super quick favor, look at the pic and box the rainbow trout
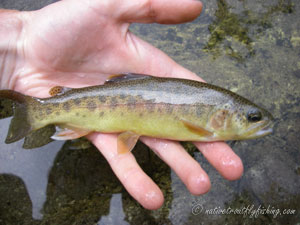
[0,73,273,153]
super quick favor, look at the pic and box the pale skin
[0,0,243,209]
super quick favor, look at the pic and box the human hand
[0,0,243,209]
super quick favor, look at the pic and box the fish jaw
[245,122,273,139]
[239,118,274,140]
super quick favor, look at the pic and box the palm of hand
[8,0,243,210]
[17,1,135,96]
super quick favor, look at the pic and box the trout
[0,73,274,153]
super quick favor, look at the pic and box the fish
[0,73,274,153]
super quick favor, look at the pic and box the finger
[117,0,203,24]
[120,31,206,81]
[141,137,211,195]
[194,142,244,180]
[87,132,164,210]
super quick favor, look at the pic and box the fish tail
[0,90,35,143]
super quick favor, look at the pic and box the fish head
[223,103,274,140]
[208,102,274,140]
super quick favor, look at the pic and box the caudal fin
[0,90,33,143]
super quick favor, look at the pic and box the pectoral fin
[181,119,213,137]
[117,131,140,154]
[51,125,91,140]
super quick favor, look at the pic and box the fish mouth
[250,125,273,138]
[245,119,274,139]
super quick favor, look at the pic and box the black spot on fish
[166,105,173,114]
[52,103,60,108]
[63,102,71,112]
[75,112,80,116]
[146,104,154,113]
[128,96,136,104]
[145,100,155,113]
[99,96,106,103]
[180,104,189,115]
[82,115,86,118]
[87,101,97,111]
[110,97,118,106]
[119,94,126,99]
[46,107,52,115]
[127,96,137,110]
[74,98,81,105]
[99,112,104,117]
[196,107,202,117]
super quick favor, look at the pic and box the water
[0,0,299,224]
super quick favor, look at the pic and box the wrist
[0,9,25,90]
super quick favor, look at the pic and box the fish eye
[247,110,262,123]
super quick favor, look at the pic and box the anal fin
[117,131,140,154]
[51,125,91,140]
[23,125,56,149]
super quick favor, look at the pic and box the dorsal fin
[49,86,72,96]
[105,73,152,84]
